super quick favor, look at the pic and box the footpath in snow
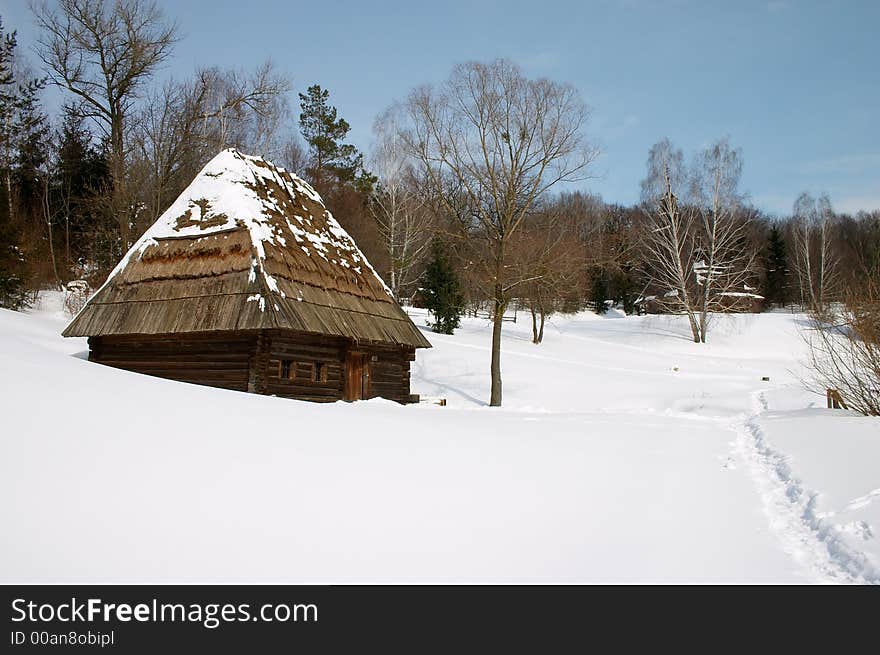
[0,295,877,583]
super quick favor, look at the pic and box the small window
[313,362,326,383]
[280,359,293,380]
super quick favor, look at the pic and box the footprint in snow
[834,521,874,541]
[845,488,880,512]
[718,455,737,470]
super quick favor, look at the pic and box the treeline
[2,3,880,408]
[417,183,880,337]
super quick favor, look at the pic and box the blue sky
[5,0,879,214]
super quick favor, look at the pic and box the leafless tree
[792,191,838,313]
[129,62,291,233]
[640,138,685,205]
[640,138,756,343]
[40,171,62,289]
[641,164,702,341]
[400,59,597,405]
[32,0,179,246]
[190,62,291,158]
[510,208,584,344]
[370,107,434,300]
[130,79,196,231]
[280,137,308,174]
[689,138,755,341]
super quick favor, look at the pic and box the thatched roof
[64,149,431,349]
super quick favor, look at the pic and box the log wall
[88,332,255,391]
[89,330,417,404]
[362,343,416,404]
[264,331,346,403]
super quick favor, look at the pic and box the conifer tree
[763,224,790,307]
[590,268,609,314]
[298,84,375,192]
[0,18,46,308]
[422,239,464,335]
[56,104,110,272]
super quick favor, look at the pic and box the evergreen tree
[298,84,375,192]
[0,18,46,308]
[1,18,20,223]
[763,224,790,307]
[421,239,464,334]
[0,215,28,308]
[590,267,609,314]
[12,82,50,220]
[56,104,110,272]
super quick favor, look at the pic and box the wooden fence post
[827,388,848,410]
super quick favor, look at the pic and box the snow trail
[6,301,877,583]
[733,390,880,584]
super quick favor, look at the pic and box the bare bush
[802,284,880,416]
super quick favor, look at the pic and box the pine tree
[0,215,28,308]
[298,84,375,192]
[763,224,790,307]
[590,267,609,314]
[56,104,110,272]
[1,18,19,225]
[421,239,464,334]
[12,84,50,220]
[0,18,46,308]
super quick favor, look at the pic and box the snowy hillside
[1,295,878,583]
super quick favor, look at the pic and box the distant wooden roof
[64,149,431,349]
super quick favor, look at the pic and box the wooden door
[344,352,369,401]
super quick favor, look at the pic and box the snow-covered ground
[1,294,878,583]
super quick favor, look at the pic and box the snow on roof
[104,148,390,296]
[719,292,765,299]
[65,149,431,347]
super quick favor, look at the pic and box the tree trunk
[684,299,701,343]
[490,290,504,406]
[530,304,539,344]
[490,242,505,406]
[43,179,61,290]
[4,171,13,224]
[698,290,709,343]
[538,306,546,344]
[3,114,12,222]
[110,110,130,248]
[47,221,60,289]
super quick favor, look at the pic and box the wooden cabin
[63,149,431,403]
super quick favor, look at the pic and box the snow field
[1,296,877,583]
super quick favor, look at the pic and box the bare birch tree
[640,138,685,204]
[792,191,838,313]
[370,107,434,300]
[641,164,702,341]
[399,59,597,406]
[689,138,755,341]
[640,138,756,343]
